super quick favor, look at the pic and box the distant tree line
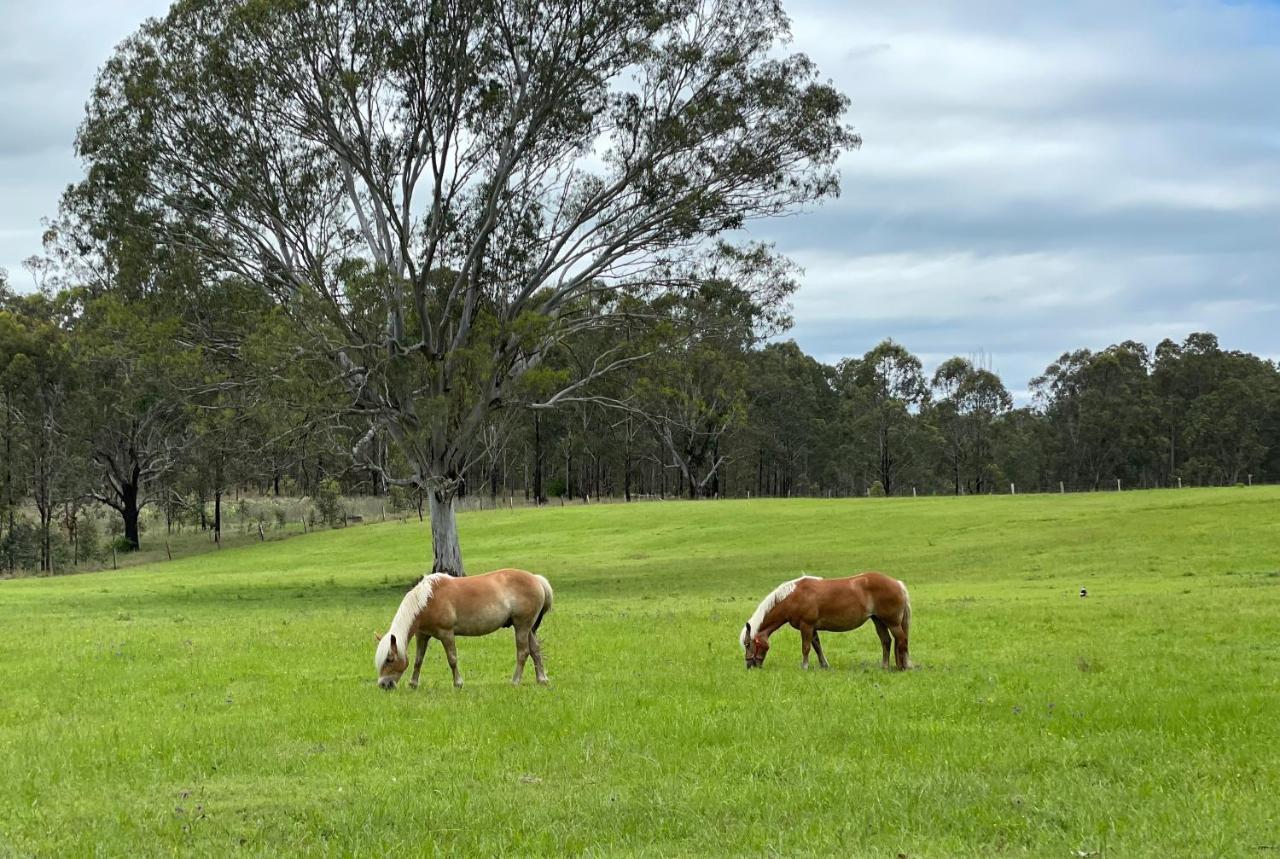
[4,256,1277,573]
[3,0,1277,576]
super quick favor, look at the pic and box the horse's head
[373,631,408,690]
[741,623,770,668]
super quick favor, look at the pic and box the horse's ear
[389,633,398,656]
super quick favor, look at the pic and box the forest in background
[3,260,1277,575]
[2,1,1277,574]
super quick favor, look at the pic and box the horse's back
[486,568,550,598]
[422,569,549,635]
[805,572,909,626]
[853,571,905,591]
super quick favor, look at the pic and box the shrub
[389,485,418,513]
[77,512,102,565]
[0,521,41,571]
[314,479,346,527]
[50,533,75,572]
[868,481,886,497]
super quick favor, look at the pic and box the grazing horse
[374,568,553,690]
[741,573,911,670]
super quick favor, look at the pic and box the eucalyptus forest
[1,0,1277,577]
[3,255,1276,576]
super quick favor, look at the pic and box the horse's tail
[533,574,553,633]
[899,579,912,634]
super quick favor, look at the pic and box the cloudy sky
[2,1,1277,397]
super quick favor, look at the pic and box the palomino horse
[374,568,553,690]
[741,573,911,670]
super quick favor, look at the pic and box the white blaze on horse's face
[742,623,769,668]
[374,632,408,689]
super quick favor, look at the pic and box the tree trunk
[712,440,721,498]
[2,390,12,572]
[878,426,890,496]
[623,448,632,502]
[122,482,141,551]
[533,412,545,504]
[429,488,463,576]
[214,489,222,544]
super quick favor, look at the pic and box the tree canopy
[71,0,857,573]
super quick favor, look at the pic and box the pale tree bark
[428,489,463,576]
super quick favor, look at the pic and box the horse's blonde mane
[375,573,446,669]
[741,575,821,646]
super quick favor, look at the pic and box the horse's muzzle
[378,678,397,690]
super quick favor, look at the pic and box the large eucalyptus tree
[73,0,855,573]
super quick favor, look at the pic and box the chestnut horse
[741,573,911,670]
[374,568,552,690]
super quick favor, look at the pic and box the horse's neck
[756,602,790,640]
[390,583,430,641]
[389,609,417,643]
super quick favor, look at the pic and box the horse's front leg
[799,624,814,670]
[811,631,830,669]
[410,635,430,689]
[439,631,463,689]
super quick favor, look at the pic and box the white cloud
[0,0,171,276]
[755,0,1280,394]
[2,0,1276,401]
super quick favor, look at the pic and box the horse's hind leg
[410,635,431,689]
[872,617,892,670]
[889,622,910,671]
[512,624,532,685]
[529,632,549,685]
[439,631,463,689]
[811,631,830,669]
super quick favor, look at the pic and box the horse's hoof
[409,681,419,690]
[537,677,549,686]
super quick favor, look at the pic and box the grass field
[2,489,1278,857]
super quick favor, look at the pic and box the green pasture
[1,489,1278,856]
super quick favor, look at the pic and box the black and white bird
[1079,587,1088,598]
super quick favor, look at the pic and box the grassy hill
[2,489,1278,856]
